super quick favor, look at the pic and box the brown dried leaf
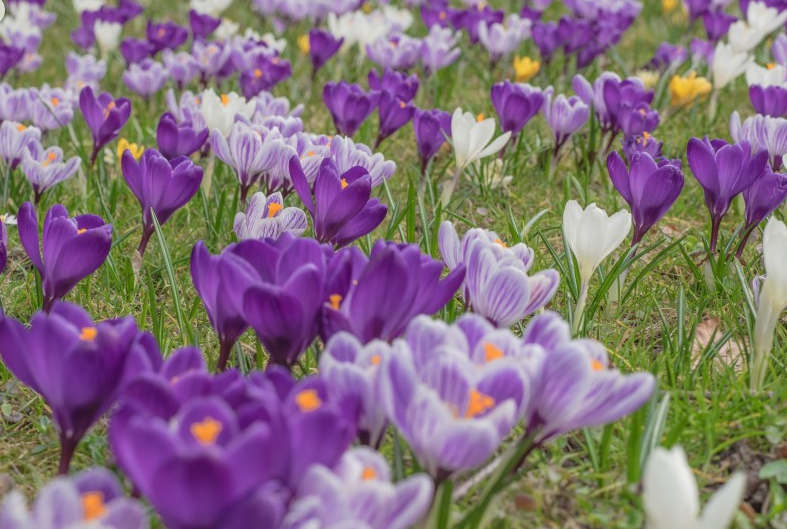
[691,318,746,372]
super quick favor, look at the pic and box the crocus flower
[687,136,768,252]
[18,202,112,311]
[321,240,465,344]
[491,81,544,137]
[607,151,684,245]
[774,34,787,66]
[439,221,559,328]
[643,446,746,529]
[120,37,154,65]
[513,55,540,82]
[198,89,254,137]
[189,9,221,39]
[374,91,415,148]
[0,468,149,528]
[307,29,343,79]
[703,10,736,43]
[94,20,122,57]
[746,1,787,37]
[122,58,169,100]
[443,108,511,205]
[543,91,589,157]
[282,448,433,529]
[562,200,631,332]
[289,155,387,248]
[730,112,787,169]
[29,86,76,132]
[420,25,460,76]
[79,86,131,166]
[234,191,308,241]
[737,169,787,257]
[65,52,106,93]
[749,85,787,117]
[328,136,396,187]
[368,69,419,102]
[156,111,208,160]
[0,121,41,170]
[478,14,531,64]
[146,20,188,53]
[669,72,712,108]
[121,149,203,256]
[22,144,82,203]
[752,217,787,390]
[212,121,290,204]
[0,43,24,78]
[0,302,155,473]
[0,218,7,275]
[532,21,560,64]
[323,82,380,137]
[413,107,451,174]
[366,34,422,71]
[710,42,752,118]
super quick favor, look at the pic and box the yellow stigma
[483,343,505,363]
[267,202,283,217]
[50,96,60,107]
[220,93,230,107]
[117,139,145,161]
[103,101,116,118]
[768,62,778,70]
[370,354,381,365]
[157,28,165,38]
[439,11,447,20]
[77,228,88,234]
[591,359,605,371]
[340,178,349,190]
[79,327,98,341]
[361,466,377,480]
[329,294,343,310]
[297,34,310,54]
[42,151,58,168]
[492,238,507,248]
[464,389,495,418]
[16,124,26,132]
[668,71,712,108]
[295,389,322,412]
[81,491,106,521]
[513,56,540,83]
[254,68,263,79]
[476,113,485,123]
[190,417,223,445]
[399,101,407,109]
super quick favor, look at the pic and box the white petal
[643,447,700,529]
[699,472,746,529]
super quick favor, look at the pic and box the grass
[1,0,787,527]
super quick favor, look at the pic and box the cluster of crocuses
[0,0,55,78]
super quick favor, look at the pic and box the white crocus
[441,108,511,206]
[745,63,787,88]
[94,21,122,57]
[199,90,256,138]
[214,19,240,40]
[190,0,233,16]
[728,21,765,53]
[710,42,752,119]
[643,446,746,529]
[752,218,787,391]
[73,0,105,14]
[562,200,631,333]
[746,1,787,36]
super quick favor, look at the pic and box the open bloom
[513,56,540,82]
[0,302,156,474]
[669,72,712,108]
[543,91,589,154]
[0,121,41,170]
[234,191,307,241]
[79,86,131,165]
[643,446,746,529]
[198,89,255,137]
[0,468,149,529]
[607,151,684,245]
[451,108,511,172]
[290,156,387,249]
[18,202,112,311]
[712,42,752,90]
[22,144,81,203]
[121,149,203,256]
[122,59,169,99]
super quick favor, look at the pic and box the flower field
[0,0,785,527]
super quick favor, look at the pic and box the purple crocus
[308,29,344,80]
[687,137,769,252]
[368,69,419,102]
[290,156,387,249]
[0,302,155,473]
[607,151,684,246]
[648,43,688,72]
[622,133,664,162]
[121,149,203,256]
[532,21,561,64]
[22,144,82,203]
[774,34,787,67]
[321,240,465,344]
[543,91,590,156]
[374,91,415,148]
[120,37,154,65]
[147,20,188,53]
[18,202,112,311]
[122,58,169,100]
[156,112,208,160]
[413,108,452,174]
[366,34,422,71]
[749,85,787,118]
[234,191,308,241]
[0,121,41,170]
[491,81,545,137]
[79,86,131,166]
[239,56,292,99]
[0,43,24,78]
[737,170,787,256]
[703,10,736,43]
[0,219,7,276]
[189,9,221,40]
[323,82,380,137]
[0,468,149,528]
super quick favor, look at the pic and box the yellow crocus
[297,34,310,55]
[117,138,145,161]
[662,0,678,12]
[635,69,661,90]
[668,72,712,108]
[513,56,540,83]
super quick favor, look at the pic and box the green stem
[572,280,589,335]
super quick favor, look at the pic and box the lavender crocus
[18,202,112,311]
[162,50,200,90]
[0,121,41,170]
[22,144,81,203]
[366,34,422,71]
[0,43,24,78]
[737,170,787,256]
[607,151,684,245]
[687,137,768,252]
[543,91,589,157]
[321,240,465,344]
[323,82,380,137]
[413,108,451,174]
[79,86,131,166]
[290,156,387,248]
[0,302,155,473]
[308,29,344,79]
[234,191,307,241]
[774,34,787,67]
[491,81,544,137]
[420,25,461,76]
[122,149,202,256]
[122,58,169,100]
[156,112,208,160]
[147,20,188,53]
[478,14,531,64]
[0,468,149,528]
